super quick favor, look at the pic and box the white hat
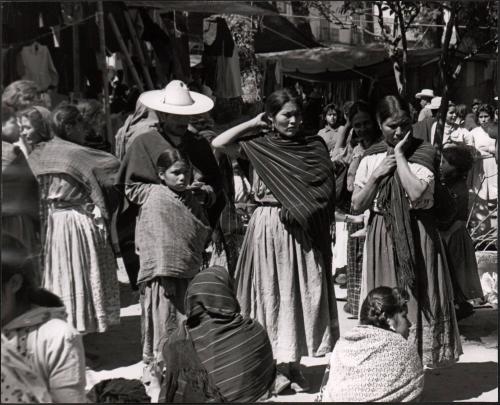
[139,80,214,115]
[429,96,442,110]
[415,89,435,99]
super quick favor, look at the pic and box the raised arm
[211,113,268,153]
[394,133,430,202]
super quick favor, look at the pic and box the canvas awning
[257,45,442,81]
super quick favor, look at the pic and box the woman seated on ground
[319,286,424,403]
[151,266,276,403]
[1,234,86,403]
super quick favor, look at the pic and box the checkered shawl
[28,137,120,221]
[241,132,335,264]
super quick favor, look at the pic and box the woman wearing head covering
[318,287,424,402]
[352,95,462,369]
[212,88,338,393]
[1,234,86,403]
[25,104,121,335]
[153,266,275,403]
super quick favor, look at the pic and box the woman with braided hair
[351,95,461,369]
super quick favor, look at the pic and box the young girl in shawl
[438,146,483,319]
[352,95,462,368]
[135,149,213,366]
[151,266,276,403]
[318,287,424,402]
[1,234,86,403]
[25,104,121,336]
[212,89,338,393]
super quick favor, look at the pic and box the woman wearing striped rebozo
[212,88,339,393]
[154,266,276,402]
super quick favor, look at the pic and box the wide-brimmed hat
[139,80,214,115]
[429,96,442,110]
[415,89,434,99]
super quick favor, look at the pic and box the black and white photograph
[1,0,498,403]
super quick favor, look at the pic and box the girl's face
[325,109,337,127]
[388,310,411,339]
[446,106,457,125]
[351,111,374,144]
[478,111,491,128]
[272,101,302,138]
[20,116,42,147]
[379,112,412,147]
[2,117,20,143]
[159,161,191,192]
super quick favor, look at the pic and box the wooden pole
[123,9,154,90]
[96,2,113,153]
[72,2,81,97]
[107,13,144,92]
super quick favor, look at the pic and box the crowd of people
[1,76,497,403]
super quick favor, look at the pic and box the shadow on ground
[421,361,498,402]
[458,308,498,347]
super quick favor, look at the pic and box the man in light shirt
[415,88,435,121]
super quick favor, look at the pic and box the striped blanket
[135,185,211,282]
[241,132,335,263]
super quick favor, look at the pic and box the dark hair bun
[359,286,409,330]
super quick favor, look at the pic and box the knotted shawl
[321,325,424,402]
[241,132,335,266]
[160,266,275,403]
[363,137,436,316]
[28,137,120,221]
[135,185,211,283]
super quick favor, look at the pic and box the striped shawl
[160,266,276,403]
[241,132,335,265]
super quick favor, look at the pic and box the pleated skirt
[345,221,365,316]
[43,207,120,334]
[359,213,462,368]
[235,206,339,364]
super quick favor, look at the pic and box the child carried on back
[135,148,213,365]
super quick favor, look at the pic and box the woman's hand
[249,112,271,131]
[394,131,411,158]
[372,155,396,179]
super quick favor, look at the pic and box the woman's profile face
[20,116,42,147]
[379,112,412,147]
[351,111,374,143]
[272,101,302,138]
[388,311,411,339]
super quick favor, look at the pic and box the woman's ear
[386,314,397,331]
[158,171,166,183]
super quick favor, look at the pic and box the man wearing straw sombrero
[115,80,225,294]
[415,88,435,122]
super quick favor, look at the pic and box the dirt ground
[83,267,498,402]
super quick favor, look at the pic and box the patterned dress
[39,174,120,334]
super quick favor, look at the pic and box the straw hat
[415,89,434,99]
[139,80,214,115]
[429,97,442,110]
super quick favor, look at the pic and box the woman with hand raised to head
[351,95,462,369]
[212,88,338,394]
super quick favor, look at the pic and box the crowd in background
[1,74,498,402]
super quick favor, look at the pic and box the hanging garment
[19,43,59,91]
[215,45,243,98]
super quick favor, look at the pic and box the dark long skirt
[360,212,462,368]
